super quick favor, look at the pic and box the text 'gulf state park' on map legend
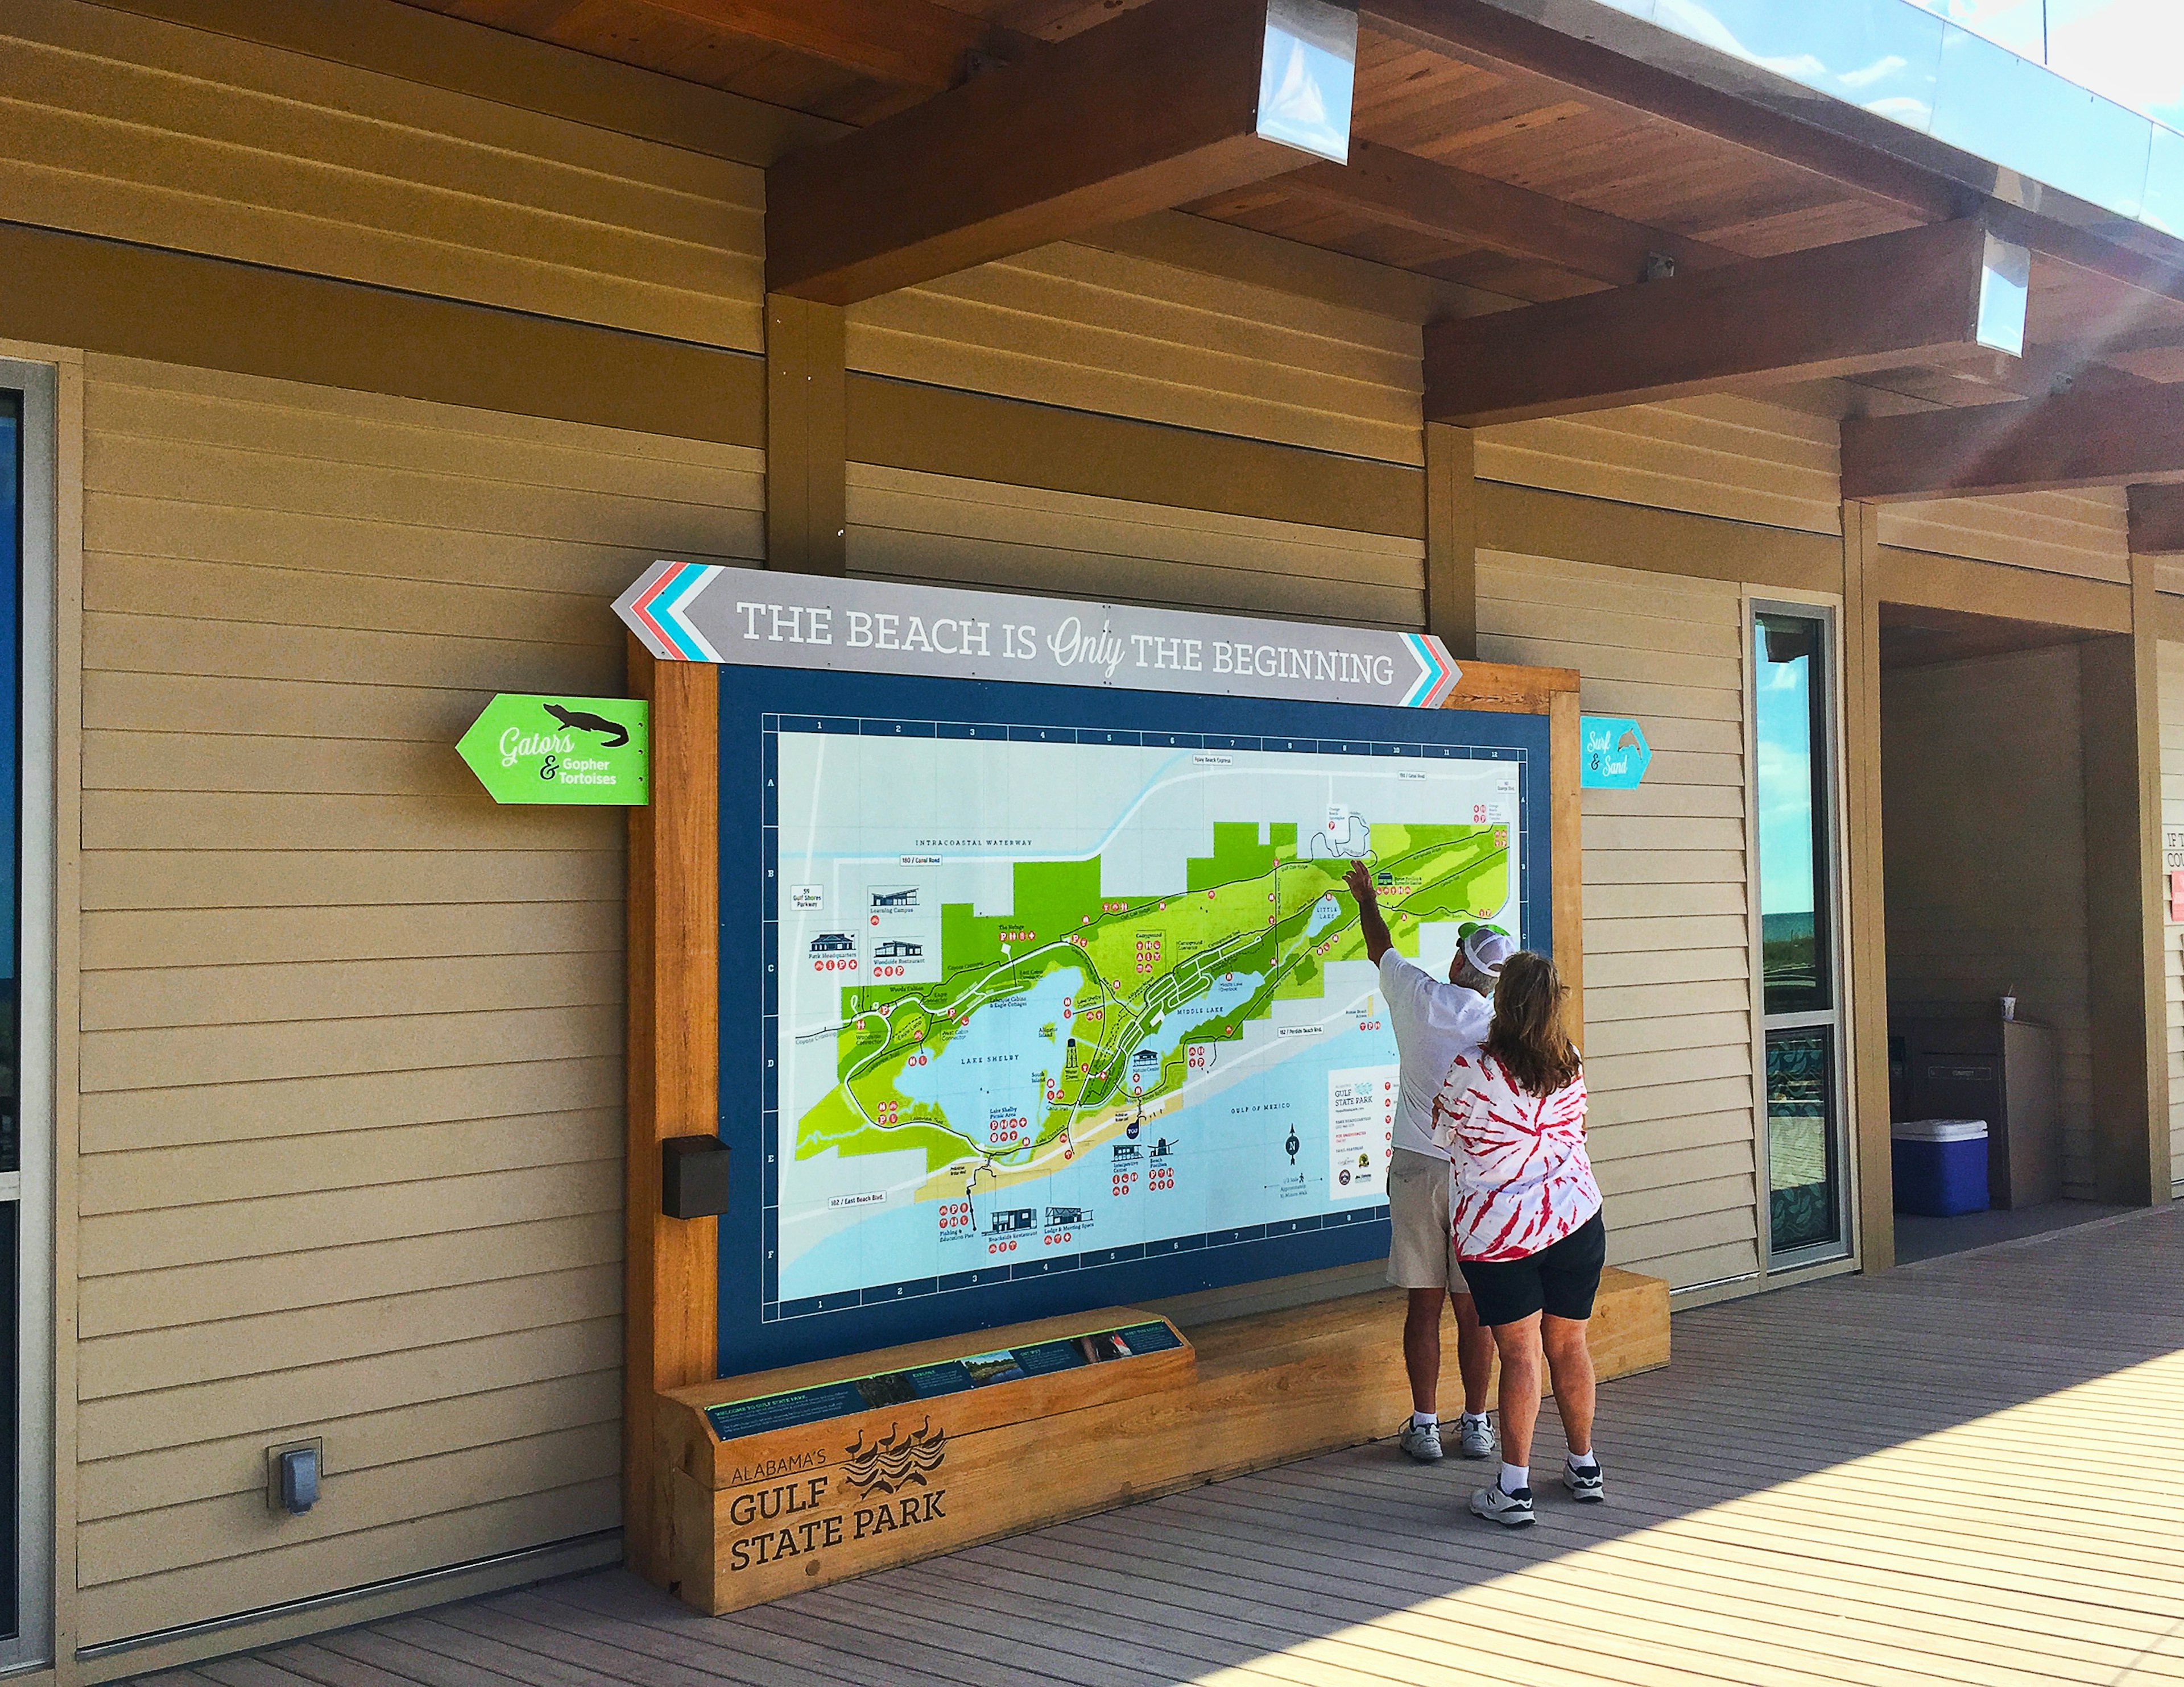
[1329,1068,1398,1201]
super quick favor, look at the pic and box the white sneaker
[1563,1459,1605,1503]
[1457,1415,1496,1460]
[1397,1419,1443,1462]
[1470,1483,1536,1527]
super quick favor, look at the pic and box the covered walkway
[137,1211,2184,1686]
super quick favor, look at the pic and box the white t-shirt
[1378,951,1491,1161]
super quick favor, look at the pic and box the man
[1343,858,1512,1464]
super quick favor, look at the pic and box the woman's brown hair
[1484,951,1582,1097]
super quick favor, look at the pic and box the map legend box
[1328,1066,1397,1199]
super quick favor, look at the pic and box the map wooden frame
[626,638,1595,1594]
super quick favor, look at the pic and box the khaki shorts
[1385,1147,1463,1291]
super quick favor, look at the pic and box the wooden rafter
[2127,483,2184,554]
[1359,0,1959,221]
[767,0,1351,304]
[1425,219,2013,426]
[1362,0,2184,318]
[635,0,1005,91]
[1277,138,1735,285]
[1842,384,2184,501]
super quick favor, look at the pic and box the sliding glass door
[1753,607,1849,1266]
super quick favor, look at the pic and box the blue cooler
[1892,1119,1989,1216]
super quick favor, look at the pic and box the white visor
[1463,927,1517,977]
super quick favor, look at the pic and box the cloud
[1840,53,1912,90]
[2047,1,2184,127]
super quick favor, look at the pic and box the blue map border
[717,666,1554,1377]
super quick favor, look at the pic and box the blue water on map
[893,966,1083,1121]
[1125,970,1264,1070]
[781,994,1399,1304]
[1304,894,1342,938]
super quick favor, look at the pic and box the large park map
[769,724,1521,1315]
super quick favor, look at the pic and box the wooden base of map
[651,1269,1668,1614]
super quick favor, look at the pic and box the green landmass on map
[796,820,1509,1175]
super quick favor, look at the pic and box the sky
[1910,0,2184,129]
[1755,631,1815,919]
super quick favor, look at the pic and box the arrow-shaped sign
[1400,632,1459,708]
[624,561,726,662]
[613,563,1463,712]
[457,694,649,805]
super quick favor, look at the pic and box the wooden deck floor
[137,1208,2184,1686]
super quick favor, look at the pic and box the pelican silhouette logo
[842,1419,946,1498]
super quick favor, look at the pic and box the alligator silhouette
[544,704,628,748]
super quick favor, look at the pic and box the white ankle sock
[1567,1449,1597,1472]
[1411,1411,1437,1429]
[1499,1462,1529,1495]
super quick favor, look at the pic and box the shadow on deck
[136,1207,2184,1686]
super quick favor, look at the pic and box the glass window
[1766,1027,1840,1253]
[1754,614,1833,1015]
[0,392,16,1639]
[1754,608,1846,1267]
[0,394,16,1181]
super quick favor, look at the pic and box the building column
[766,293,847,575]
[1840,501,1895,1270]
[2077,548,2172,1206]
[1425,422,1477,660]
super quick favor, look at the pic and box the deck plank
[125,1209,2184,1686]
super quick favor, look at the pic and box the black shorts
[1458,1212,1607,1328]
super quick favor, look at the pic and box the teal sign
[1580,716,1651,790]
[457,694,649,805]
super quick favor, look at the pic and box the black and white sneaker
[1562,1460,1605,1503]
[1469,1483,1536,1527]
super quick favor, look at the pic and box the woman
[1428,949,1605,1528]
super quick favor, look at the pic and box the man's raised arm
[1344,859,1393,965]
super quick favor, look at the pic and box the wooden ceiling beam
[1359,0,1962,222]
[1425,219,2018,426]
[1942,342,2161,403]
[2128,483,2184,554]
[767,0,1354,304]
[1277,138,1736,285]
[1363,0,2184,315]
[1842,385,2184,501]
[632,0,1003,92]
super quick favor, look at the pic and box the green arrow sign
[457,694,649,805]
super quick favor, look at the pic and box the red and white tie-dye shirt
[1429,1051,1601,1263]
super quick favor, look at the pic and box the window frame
[1747,597,1855,1275]
[0,357,56,1672]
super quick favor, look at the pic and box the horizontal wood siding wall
[1476,553,1760,1290]
[845,463,1428,631]
[846,244,1425,465]
[1877,490,2131,583]
[3,0,764,351]
[1476,396,1842,536]
[1880,646,2096,1197]
[2161,639,2184,1191]
[75,355,763,1644]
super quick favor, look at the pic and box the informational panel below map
[721,668,1552,1373]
